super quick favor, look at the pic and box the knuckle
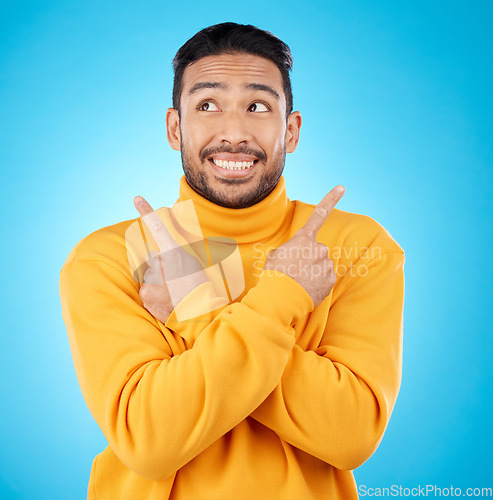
[143,268,160,285]
[297,232,311,245]
[328,193,337,203]
[147,254,163,268]
[318,244,328,256]
[139,284,150,302]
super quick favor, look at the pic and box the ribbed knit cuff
[165,282,228,338]
[241,270,314,327]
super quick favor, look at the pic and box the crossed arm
[163,248,405,472]
[61,257,310,481]
[60,188,404,481]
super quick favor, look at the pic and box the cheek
[181,123,215,155]
[264,132,286,158]
[254,120,286,156]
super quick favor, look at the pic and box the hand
[134,196,208,323]
[263,186,345,307]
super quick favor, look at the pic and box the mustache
[200,145,267,163]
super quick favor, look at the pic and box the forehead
[182,53,284,93]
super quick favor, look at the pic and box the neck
[177,175,292,244]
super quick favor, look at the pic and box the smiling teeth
[213,159,255,170]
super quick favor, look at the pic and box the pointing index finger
[300,185,345,237]
[134,196,177,252]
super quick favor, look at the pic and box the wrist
[241,270,314,327]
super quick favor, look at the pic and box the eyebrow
[188,81,280,100]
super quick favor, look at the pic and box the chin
[183,158,283,209]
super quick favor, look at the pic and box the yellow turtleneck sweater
[60,176,405,499]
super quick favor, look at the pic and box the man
[60,22,405,500]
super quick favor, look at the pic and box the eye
[248,102,270,113]
[197,101,220,112]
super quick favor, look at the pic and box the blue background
[1,0,491,498]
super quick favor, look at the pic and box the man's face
[166,53,301,209]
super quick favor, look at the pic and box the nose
[217,109,252,146]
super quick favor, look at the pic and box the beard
[180,142,286,209]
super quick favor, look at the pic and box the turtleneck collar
[177,175,291,244]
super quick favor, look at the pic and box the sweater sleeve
[249,249,405,470]
[59,247,312,482]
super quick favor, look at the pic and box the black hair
[172,22,293,118]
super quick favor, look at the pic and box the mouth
[207,154,259,178]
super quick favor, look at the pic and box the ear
[285,111,302,153]
[166,108,181,151]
